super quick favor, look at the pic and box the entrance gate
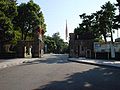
[17,26,44,58]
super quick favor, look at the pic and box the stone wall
[69,33,94,58]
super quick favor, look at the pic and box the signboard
[94,42,120,53]
[94,42,110,52]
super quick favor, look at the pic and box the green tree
[74,1,116,43]
[52,32,61,53]
[44,35,56,53]
[74,13,100,40]
[99,1,116,42]
[0,0,17,52]
[44,32,69,54]
[0,0,17,42]
[113,0,120,36]
[13,0,46,40]
[100,1,116,42]
[52,32,68,54]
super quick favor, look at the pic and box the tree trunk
[24,32,27,40]
[119,7,120,16]
[21,30,24,40]
[24,29,29,40]
[103,34,107,42]
[110,30,114,43]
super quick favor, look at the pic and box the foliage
[113,0,120,33]
[44,35,56,53]
[100,1,116,42]
[13,0,46,40]
[74,1,116,43]
[74,13,101,40]
[0,0,18,53]
[11,29,21,44]
[0,0,47,54]
[52,32,68,54]
[0,0,17,43]
[44,32,69,54]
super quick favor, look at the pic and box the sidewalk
[1,56,120,70]
[0,54,50,69]
[68,58,120,68]
[0,58,40,69]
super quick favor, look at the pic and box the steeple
[65,20,68,40]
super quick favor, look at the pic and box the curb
[68,58,120,69]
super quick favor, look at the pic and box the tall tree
[0,0,17,42]
[113,0,120,37]
[13,0,46,40]
[74,13,100,40]
[44,35,56,53]
[0,0,17,52]
[44,32,68,54]
[74,1,116,43]
[52,32,68,54]
[100,1,116,42]
[95,10,108,42]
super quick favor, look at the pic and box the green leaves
[44,32,68,54]
[14,0,46,40]
[0,0,17,43]
[0,0,17,20]
[74,1,116,42]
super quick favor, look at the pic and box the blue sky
[17,0,117,41]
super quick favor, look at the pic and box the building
[69,32,120,60]
[69,33,94,58]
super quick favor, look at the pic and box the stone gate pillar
[32,26,44,58]
[32,40,41,58]
[17,41,25,58]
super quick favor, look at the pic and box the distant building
[69,33,120,60]
[69,33,94,58]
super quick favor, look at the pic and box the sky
[17,0,117,42]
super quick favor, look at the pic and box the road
[0,54,120,90]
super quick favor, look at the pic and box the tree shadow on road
[33,66,120,90]
[21,54,70,66]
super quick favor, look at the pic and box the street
[0,54,120,90]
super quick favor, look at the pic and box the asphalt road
[0,54,120,90]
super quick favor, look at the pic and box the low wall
[0,52,16,59]
[92,52,120,60]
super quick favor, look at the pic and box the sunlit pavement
[0,58,40,69]
[68,58,120,68]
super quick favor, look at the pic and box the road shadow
[21,54,70,66]
[33,67,120,90]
